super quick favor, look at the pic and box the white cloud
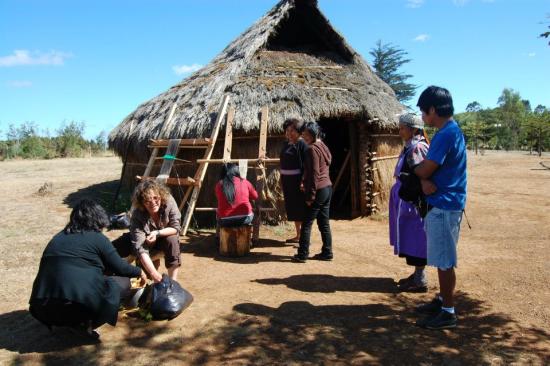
[453,0,495,5]
[0,50,72,67]
[7,80,33,88]
[406,0,425,8]
[413,34,430,42]
[528,52,536,57]
[172,63,202,75]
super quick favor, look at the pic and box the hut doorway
[318,118,360,219]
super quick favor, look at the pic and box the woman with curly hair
[113,180,181,283]
[29,199,147,339]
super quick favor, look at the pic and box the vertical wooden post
[223,107,235,161]
[258,106,268,159]
[253,106,269,243]
[181,95,230,236]
[348,121,359,217]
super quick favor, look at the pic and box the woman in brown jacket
[113,180,181,282]
[292,122,333,262]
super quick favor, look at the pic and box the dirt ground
[0,151,549,365]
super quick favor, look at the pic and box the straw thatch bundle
[109,0,406,223]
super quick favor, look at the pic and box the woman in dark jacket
[29,199,146,338]
[279,118,308,243]
[292,122,333,262]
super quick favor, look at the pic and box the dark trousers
[112,232,181,268]
[298,186,333,257]
[29,299,100,329]
[218,213,254,228]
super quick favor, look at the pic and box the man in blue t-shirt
[413,86,467,330]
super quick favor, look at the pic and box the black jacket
[30,231,141,326]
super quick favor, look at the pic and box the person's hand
[139,270,148,287]
[306,200,313,206]
[300,183,305,192]
[150,271,163,283]
[421,179,437,195]
[145,230,158,246]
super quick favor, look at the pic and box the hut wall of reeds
[109,0,406,224]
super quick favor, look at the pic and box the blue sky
[1,0,549,139]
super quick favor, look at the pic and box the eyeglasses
[143,196,160,205]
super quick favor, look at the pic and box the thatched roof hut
[109,0,406,222]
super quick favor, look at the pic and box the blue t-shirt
[426,120,467,211]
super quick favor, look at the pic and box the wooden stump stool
[219,226,252,257]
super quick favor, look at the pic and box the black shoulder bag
[397,151,430,218]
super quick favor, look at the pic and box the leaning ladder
[137,96,229,222]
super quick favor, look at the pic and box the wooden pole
[223,107,235,161]
[349,121,359,216]
[112,120,135,211]
[253,106,269,243]
[370,154,400,162]
[196,158,279,164]
[181,95,230,236]
[332,151,351,192]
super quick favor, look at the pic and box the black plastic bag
[109,213,130,230]
[139,274,193,320]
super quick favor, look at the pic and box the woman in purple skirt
[389,113,430,292]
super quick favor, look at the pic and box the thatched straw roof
[109,0,405,159]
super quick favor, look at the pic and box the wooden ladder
[139,95,279,239]
[137,96,229,234]
[181,103,279,240]
[180,95,230,236]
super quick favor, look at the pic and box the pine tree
[369,40,417,104]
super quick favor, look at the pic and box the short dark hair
[302,121,323,140]
[64,199,110,234]
[283,118,304,133]
[417,86,454,118]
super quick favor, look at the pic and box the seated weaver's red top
[215,177,258,218]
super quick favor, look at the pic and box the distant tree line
[455,89,550,156]
[0,121,108,160]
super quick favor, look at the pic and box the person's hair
[283,118,304,133]
[64,199,110,234]
[132,179,172,212]
[219,163,242,204]
[416,86,454,118]
[301,121,323,141]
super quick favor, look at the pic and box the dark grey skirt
[281,175,306,221]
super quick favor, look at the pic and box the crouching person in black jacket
[29,199,147,339]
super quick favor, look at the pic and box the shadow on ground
[4,293,549,365]
[63,180,131,213]
[254,274,398,293]
[0,310,101,359]
[184,234,293,264]
[64,180,131,213]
